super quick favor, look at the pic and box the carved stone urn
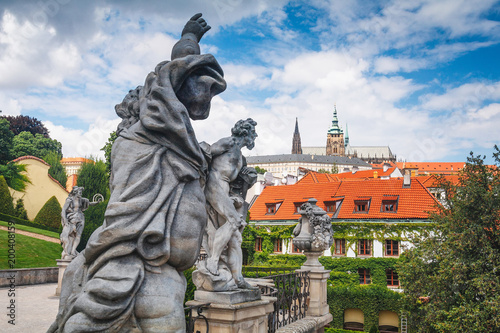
[292,198,333,269]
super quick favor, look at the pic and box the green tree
[14,198,28,220]
[10,131,62,160]
[34,196,62,228]
[1,115,49,137]
[398,147,500,333]
[101,131,117,180]
[44,151,67,188]
[254,166,267,174]
[0,162,31,191]
[0,118,13,164]
[0,175,15,216]
[76,159,109,200]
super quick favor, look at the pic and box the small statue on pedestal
[60,186,103,260]
[193,118,258,292]
[292,198,333,267]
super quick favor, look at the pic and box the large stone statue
[193,119,258,292]
[48,13,226,333]
[60,186,102,260]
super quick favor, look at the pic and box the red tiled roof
[418,175,460,187]
[250,177,439,221]
[396,162,465,174]
[297,168,396,184]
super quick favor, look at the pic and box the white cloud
[44,118,120,159]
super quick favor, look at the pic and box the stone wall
[0,267,58,287]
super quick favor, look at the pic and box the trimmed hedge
[0,175,15,216]
[325,329,359,333]
[0,212,59,233]
[34,196,62,229]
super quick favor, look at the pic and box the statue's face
[177,73,216,120]
[244,128,258,150]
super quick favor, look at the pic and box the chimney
[352,166,359,174]
[383,163,390,172]
[403,170,411,188]
[373,171,378,178]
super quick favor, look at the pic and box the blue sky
[0,0,499,163]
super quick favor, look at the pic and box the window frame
[255,237,263,252]
[385,240,399,257]
[386,269,399,287]
[358,268,371,284]
[354,199,371,213]
[265,202,282,215]
[334,238,346,255]
[358,239,372,256]
[274,239,282,253]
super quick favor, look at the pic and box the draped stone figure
[193,119,258,291]
[48,14,226,333]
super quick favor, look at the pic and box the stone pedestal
[298,251,333,332]
[55,259,71,296]
[186,290,275,333]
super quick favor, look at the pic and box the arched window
[344,308,364,331]
[379,311,399,332]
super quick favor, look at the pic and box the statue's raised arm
[172,13,211,59]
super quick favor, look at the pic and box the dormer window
[325,201,337,213]
[294,202,306,214]
[266,202,282,215]
[381,196,398,213]
[354,199,371,213]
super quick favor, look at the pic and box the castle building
[301,105,397,163]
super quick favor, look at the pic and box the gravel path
[0,226,60,244]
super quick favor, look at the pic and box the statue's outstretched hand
[182,13,211,42]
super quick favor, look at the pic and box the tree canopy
[44,151,67,188]
[0,118,13,164]
[398,146,500,332]
[10,131,62,160]
[1,115,50,138]
[101,131,117,180]
[76,159,109,200]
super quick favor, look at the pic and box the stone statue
[60,186,102,260]
[193,119,258,292]
[48,13,227,333]
[292,198,333,266]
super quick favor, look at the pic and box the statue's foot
[236,277,256,290]
[206,258,219,276]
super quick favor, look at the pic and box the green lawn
[0,220,60,238]
[0,229,61,269]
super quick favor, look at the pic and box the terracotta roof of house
[396,162,465,174]
[417,175,460,187]
[60,157,94,164]
[297,168,397,184]
[249,177,440,221]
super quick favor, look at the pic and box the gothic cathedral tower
[292,117,302,154]
[326,105,345,156]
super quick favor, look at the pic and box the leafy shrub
[0,175,15,216]
[34,196,62,228]
[76,199,108,252]
[0,212,59,232]
[14,198,28,220]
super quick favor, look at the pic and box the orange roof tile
[61,157,94,164]
[396,162,465,174]
[249,177,439,221]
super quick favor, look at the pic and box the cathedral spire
[292,117,302,154]
[327,104,343,135]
